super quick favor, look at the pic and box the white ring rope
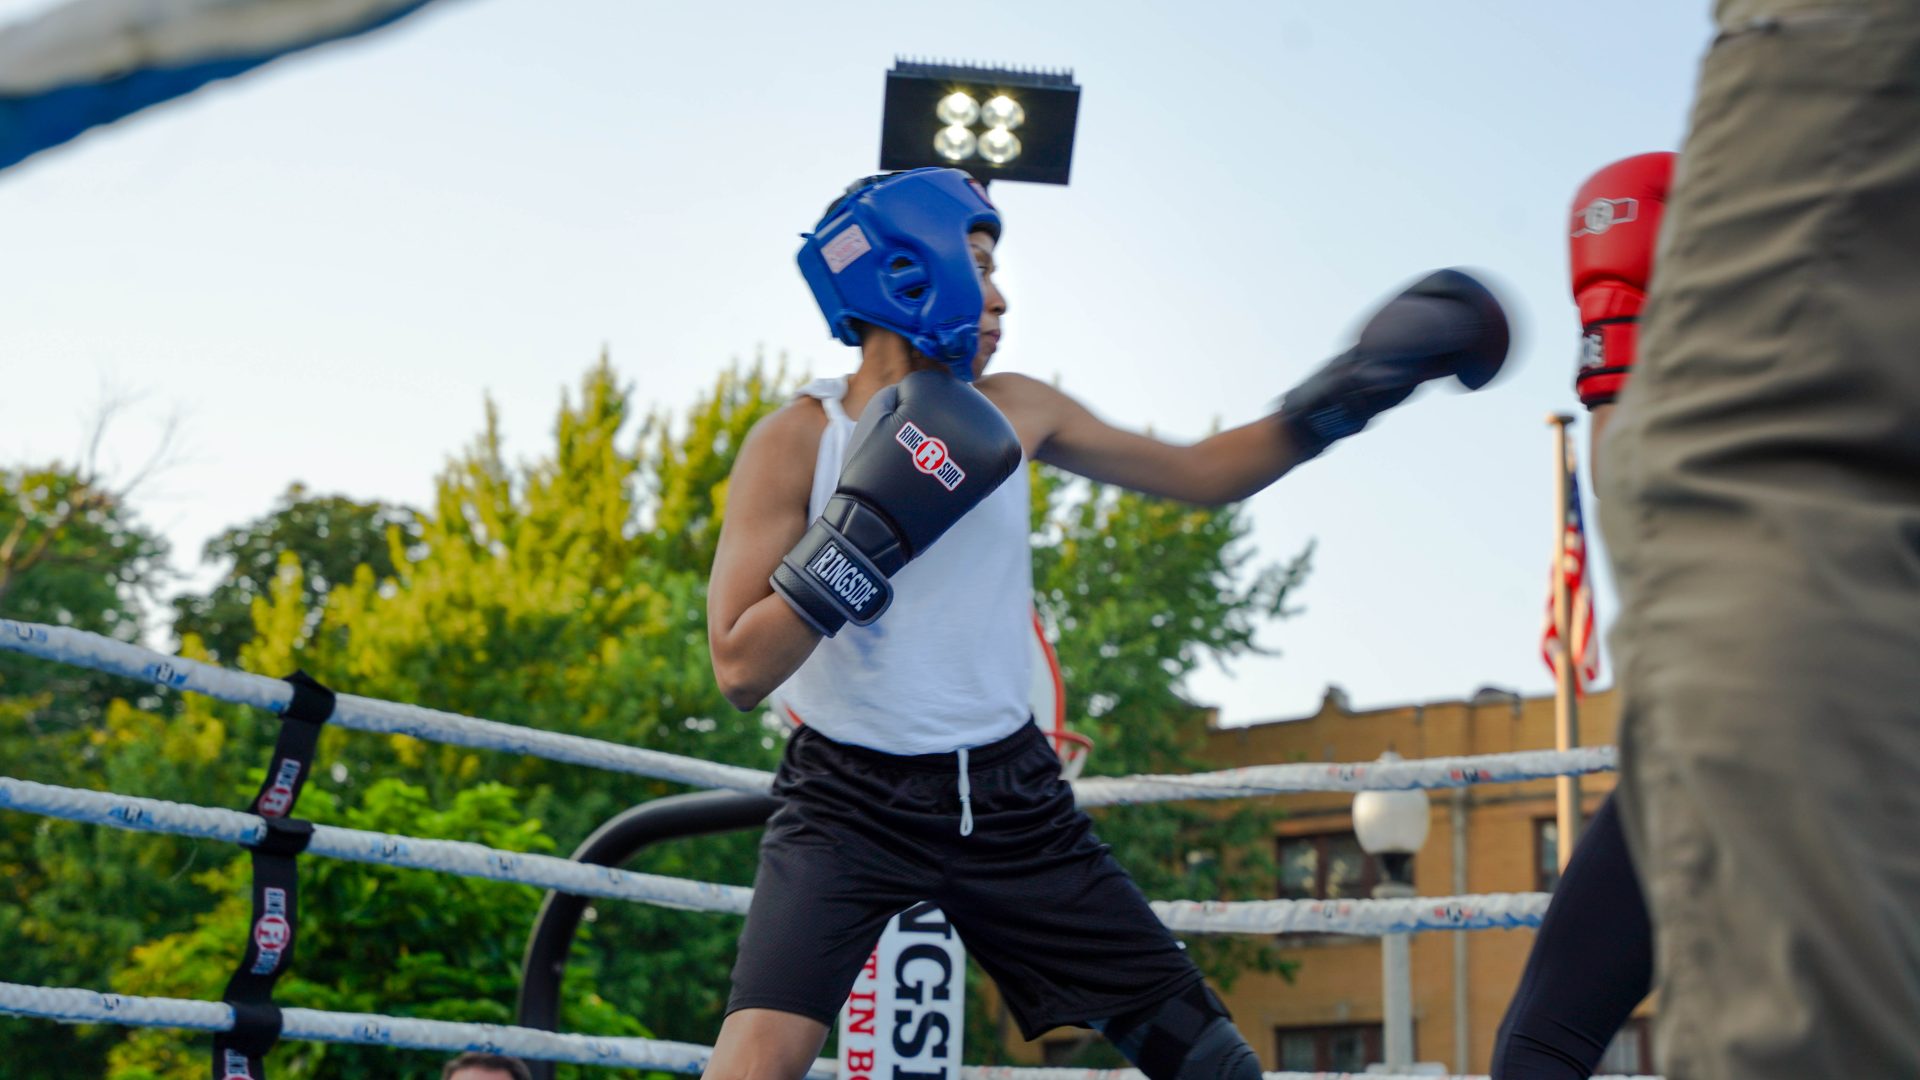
[0,619,1612,802]
[1070,747,1617,807]
[0,981,1658,1080]
[1151,893,1548,935]
[0,619,777,795]
[0,775,1546,935]
[0,981,838,1078]
[0,980,1658,1076]
[0,777,752,915]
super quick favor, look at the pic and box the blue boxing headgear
[797,168,1001,380]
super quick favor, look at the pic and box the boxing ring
[0,617,1644,1079]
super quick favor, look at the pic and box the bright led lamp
[933,125,977,161]
[935,92,980,127]
[980,94,1024,131]
[978,126,1020,165]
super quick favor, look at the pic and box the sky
[0,0,1716,726]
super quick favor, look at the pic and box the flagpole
[1548,413,1584,869]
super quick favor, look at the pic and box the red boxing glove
[1569,151,1675,408]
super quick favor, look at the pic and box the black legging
[1491,795,1653,1079]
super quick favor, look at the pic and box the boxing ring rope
[0,619,775,796]
[0,618,1612,805]
[0,775,1549,934]
[0,981,838,1078]
[0,980,1656,1080]
[0,776,754,914]
[1150,894,1546,935]
[1070,746,1615,806]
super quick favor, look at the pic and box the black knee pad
[1098,982,1262,1080]
[1182,1016,1263,1080]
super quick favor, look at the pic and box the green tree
[0,461,185,1077]
[107,778,658,1080]
[298,357,789,819]
[82,549,681,1080]
[171,484,420,662]
[0,463,170,723]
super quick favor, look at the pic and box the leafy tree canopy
[172,485,419,663]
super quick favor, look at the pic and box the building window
[1277,832,1385,901]
[1275,1023,1385,1072]
[1535,817,1561,892]
[1598,1017,1654,1074]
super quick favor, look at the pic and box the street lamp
[879,58,1082,185]
[1353,751,1430,1071]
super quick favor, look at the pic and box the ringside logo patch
[257,757,302,817]
[1573,197,1638,238]
[1580,329,1606,371]
[804,542,881,615]
[821,222,872,273]
[894,421,965,491]
[251,887,291,975]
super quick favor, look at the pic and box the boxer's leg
[1491,797,1652,1079]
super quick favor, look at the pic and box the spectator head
[442,1052,532,1080]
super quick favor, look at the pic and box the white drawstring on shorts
[957,747,974,837]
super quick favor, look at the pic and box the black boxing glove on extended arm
[1276,268,1511,460]
[772,369,1023,636]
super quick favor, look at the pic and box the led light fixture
[879,58,1081,185]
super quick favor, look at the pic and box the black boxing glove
[772,369,1022,636]
[1277,268,1511,460]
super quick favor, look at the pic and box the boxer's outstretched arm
[989,270,1510,505]
[984,372,1310,505]
[707,403,827,711]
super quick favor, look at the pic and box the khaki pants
[1599,2,1920,1076]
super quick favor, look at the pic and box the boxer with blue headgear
[701,166,1515,1080]
[797,168,1001,380]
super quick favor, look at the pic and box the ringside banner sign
[838,902,965,1080]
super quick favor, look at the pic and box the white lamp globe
[1352,752,1431,855]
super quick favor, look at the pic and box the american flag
[1542,455,1599,693]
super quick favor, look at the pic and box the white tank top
[774,375,1033,754]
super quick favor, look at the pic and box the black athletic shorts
[727,721,1203,1040]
